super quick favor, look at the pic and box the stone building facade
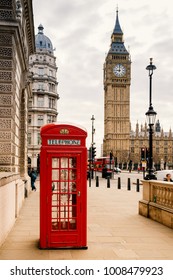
[0,0,35,246]
[28,24,59,171]
[130,121,173,170]
[0,0,35,176]
[103,10,173,170]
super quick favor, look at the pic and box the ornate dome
[35,24,53,53]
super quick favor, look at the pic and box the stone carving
[0,95,12,105]
[0,132,11,140]
[0,60,12,68]
[0,71,12,81]
[0,156,11,164]
[0,143,11,154]
[0,108,12,117]
[0,47,12,58]
[0,166,11,172]
[0,84,12,92]
[0,119,11,129]
[16,0,22,18]
[0,0,12,6]
[0,34,12,45]
[0,10,13,20]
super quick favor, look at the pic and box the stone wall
[0,173,30,246]
[139,180,173,229]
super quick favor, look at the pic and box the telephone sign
[48,139,81,145]
[40,123,87,249]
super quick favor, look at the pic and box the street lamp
[145,58,157,180]
[91,115,95,146]
[90,115,95,179]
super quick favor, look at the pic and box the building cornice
[23,0,35,54]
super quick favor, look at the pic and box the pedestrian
[29,168,37,191]
[164,173,173,182]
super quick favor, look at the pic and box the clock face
[113,64,126,77]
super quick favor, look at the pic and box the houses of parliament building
[103,10,173,170]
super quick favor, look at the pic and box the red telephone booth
[40,123,88,249]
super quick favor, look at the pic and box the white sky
[33,0,173,156]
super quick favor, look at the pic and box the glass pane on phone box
[61,158,68,168]
[52,221,58,230]
[69,157,76,168]
[52,194,58,205]
[60,206,68,218]
[60,181,68,192]
[61,220,68,229]
[60,170,68,181]
[52,158,59,168]
[70,170,76,180]
[60,194,68,204]
[70,182,76,192]
[52,212,58,219]
[60,205,66,213]
[69,206,76,216]
[52,207,58,216]
[70,219,76,229]
[52,182,58,192]
[72,194,77,205]
[52,169,59,180]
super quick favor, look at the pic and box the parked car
[114,167,121,173]
[154,170,173,181]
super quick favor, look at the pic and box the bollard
[89,175,91,187]
[89,170,93,187]
[91,169,94,179]
[107,176,110,188]
[96,176,99,187]
[136,178,140,192]
[127,178,131,190]
[118,177,121,189]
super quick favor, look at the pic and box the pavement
[0,174,173,260]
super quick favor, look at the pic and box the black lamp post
[91,115,95,147]
[91,115,95,179]
[144,58,157,180]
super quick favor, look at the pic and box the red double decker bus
[93,157,114,172]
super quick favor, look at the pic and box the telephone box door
[47,152,83,247]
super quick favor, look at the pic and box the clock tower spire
[103,10,131,165]
[112,8,123,36]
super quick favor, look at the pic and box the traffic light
[110,152,113,160]
[89,147,92,161]
[141,148,146,160]
[92,146,96,159]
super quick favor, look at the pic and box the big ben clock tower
[103,9,131,164]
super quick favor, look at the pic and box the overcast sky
[33,0,173,156]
